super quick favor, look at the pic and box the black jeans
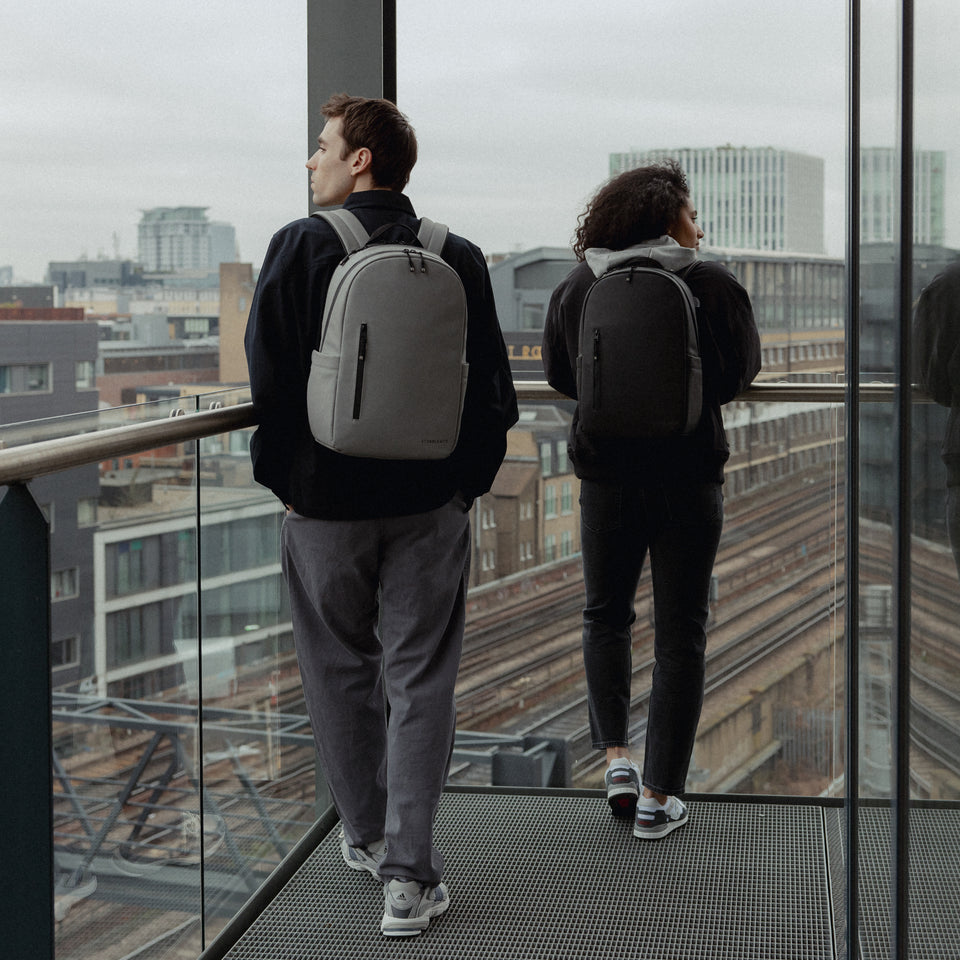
[580,477,723,796]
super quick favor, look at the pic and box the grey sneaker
[633,795,689,840]
[380,878,450,937]
[604,759,640,819]
[340,832,386,879]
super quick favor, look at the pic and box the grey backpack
[307,208,469,459]
[577,262,702,439]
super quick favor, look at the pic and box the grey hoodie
[584,236,698,278]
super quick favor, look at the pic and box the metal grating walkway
[205,789,960,960]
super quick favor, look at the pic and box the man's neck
[351,171,388,193]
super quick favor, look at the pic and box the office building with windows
[610,146,825,254]
[137,207,237,275]
[860,146,946,244]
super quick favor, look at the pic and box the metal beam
[306,0,398,211]
[844,2,862,957]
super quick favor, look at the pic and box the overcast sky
[2,0,957,284]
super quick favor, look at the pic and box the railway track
[455,469,843,732]
[510,571,844,787]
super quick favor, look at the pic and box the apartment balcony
[2,381,958,959]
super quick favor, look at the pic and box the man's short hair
[321,94,418,192]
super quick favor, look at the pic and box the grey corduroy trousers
[280,499,470,884]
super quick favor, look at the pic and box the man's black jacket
[245,190,518,519]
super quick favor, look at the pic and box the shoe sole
[633,814,689,840]
[607,790,638,819]
[380,897,449,936]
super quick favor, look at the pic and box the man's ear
[352,147,373,176]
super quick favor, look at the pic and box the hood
[584,236,698,278]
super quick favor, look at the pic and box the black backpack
[576,262,702,439]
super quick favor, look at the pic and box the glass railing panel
[908,367,960,807]
[856,0,899,950]
[44,399,310,959]
[398,0,848,802]
[450,394,845,799]
[50,445,204,960]
[195,394,315,944]
[909,4,960,956]
[911,0,960,805]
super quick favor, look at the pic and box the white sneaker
[633,795,689,840]
[380,878,450,936]
[340,832,386,879]
[605,758,641,819]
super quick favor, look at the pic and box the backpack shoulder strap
[311,208,370,254]
[417,217,449,256]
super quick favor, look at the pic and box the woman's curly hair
[573,159,690,260]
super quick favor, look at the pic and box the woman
[542,161,761,839]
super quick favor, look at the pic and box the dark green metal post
[0,484,54,959]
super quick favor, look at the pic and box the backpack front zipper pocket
[592,327,602,410]
[353,323,367,419]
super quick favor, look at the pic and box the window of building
[51,636,79,669]
[107,608,146,667]
[77,498,97,527]
[539,441,552,476]
[544,534,556,562]
[115,540,145,595]
[0,362,51,394]
[544,485,557,518]
[561,530,574,557]
[51,567,78,600]
[561,481,573,514]
[158,528,197,584]
[75,360,95,389]
[557,446,569,473]
[184,318,209,336]
[521,303,544,330]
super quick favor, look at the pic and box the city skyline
[5,1,960,285]
[0,0,844,281]
[8,140,953,290]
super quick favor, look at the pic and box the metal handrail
[0,380,911,488]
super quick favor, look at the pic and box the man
[245,94,517,936]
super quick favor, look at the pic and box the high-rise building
[860,147,946,244]
[609,146,825,255]
[137,206,238,274]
